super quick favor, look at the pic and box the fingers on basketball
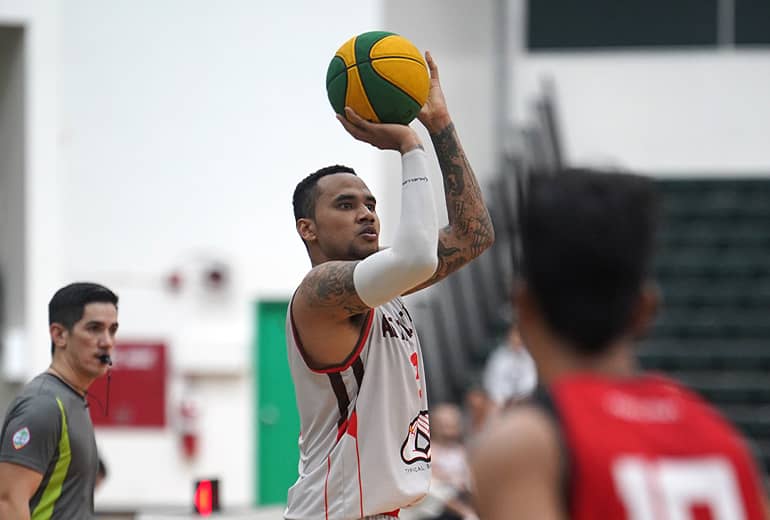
[424,51,439,80]
[337,108,370,141]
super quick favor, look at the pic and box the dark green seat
[638,339,770,371]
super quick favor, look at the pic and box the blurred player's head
[516,169,660,365]
[293,165,381,264]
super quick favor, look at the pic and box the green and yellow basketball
[326,31,430,125]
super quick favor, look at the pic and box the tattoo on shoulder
[302,261,370,315]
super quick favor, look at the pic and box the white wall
[59,0,383,296]
[55,0,384,509]
[515,51,770,174]
[381,0,500,227]
[0,25,26,410]
[383,0,499,182]
[0,27,26,373]
[509,0,770,174]
[0,0,63,383]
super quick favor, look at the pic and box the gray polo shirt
[0,373,98,519]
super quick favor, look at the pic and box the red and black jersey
[537,373,767,520]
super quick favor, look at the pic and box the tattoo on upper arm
[302,261,370,315]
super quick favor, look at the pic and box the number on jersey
[613,456,747,520]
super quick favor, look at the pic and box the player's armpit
[292,260,373,369]
[468,406,565,520]
[0,461,43,520]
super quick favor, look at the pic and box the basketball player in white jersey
[286,52,494,520]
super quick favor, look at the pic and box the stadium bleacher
[640,178,770,476]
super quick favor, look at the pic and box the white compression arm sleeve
[353,148,439,308]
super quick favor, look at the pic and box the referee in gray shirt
[0,282,118,520]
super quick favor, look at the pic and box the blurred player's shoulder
[468,403,565,520]
[469,402,562,486]
[472,401,559,458]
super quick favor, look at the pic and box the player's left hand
[338,107,422,153]
[417,51,452,134]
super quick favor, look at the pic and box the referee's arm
[0,461,43,520]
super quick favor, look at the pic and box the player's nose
[99,330,115,347]
[357,205,375,222]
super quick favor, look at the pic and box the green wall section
[254,300,299,506]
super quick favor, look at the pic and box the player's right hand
[338,107,422,154]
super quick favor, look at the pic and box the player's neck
[567,343,638,378]
[535,334,639,384]
[48,359,91,396]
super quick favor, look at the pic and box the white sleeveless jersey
[284,297,431,520]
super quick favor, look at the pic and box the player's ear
[631,281,660,339]
[513,280,532,318]
[50,323,68,350]
[513,280,536,333]
[296,218,317,243]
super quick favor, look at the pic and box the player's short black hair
[518,168,659,355]
[49,282,119,355]
[293,165,357,221]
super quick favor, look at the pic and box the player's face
[312,173,380,261]
[61,302,118,379]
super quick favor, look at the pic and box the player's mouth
[359,226,378,241]
[95,352,112,365]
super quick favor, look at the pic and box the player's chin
[354,242,379,259]
[87,361,109,378]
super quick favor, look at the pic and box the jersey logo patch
[401,410,431,464]
[12,427,30,450]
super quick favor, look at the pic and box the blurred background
[1,0,768,518]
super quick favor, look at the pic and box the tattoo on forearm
[429,122,495,277]
[451,200,468,232]
[305,262,370,315]
[434,238,466,278]
[432,124,466,197]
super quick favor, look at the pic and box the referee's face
[65,302,119,379]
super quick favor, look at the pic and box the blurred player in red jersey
[470,169,770,520]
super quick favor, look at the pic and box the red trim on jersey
[289,299,374,374]
[354,419,364,518]
[336,419,348,442]
[324,455,330,520]
[347,409,359,437]
[383,510,400,517]
[337,407,361,442]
